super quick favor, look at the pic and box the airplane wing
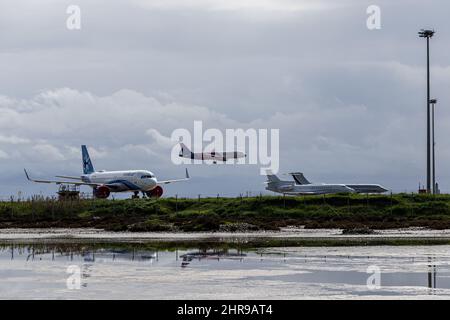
[55,175,83,180]
[157,168,190,185]
[24,169,100,187]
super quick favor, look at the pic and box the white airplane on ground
[25,145,190,199]
[179,143,246,164]
[289,172,388,194]
[265,172,388,195]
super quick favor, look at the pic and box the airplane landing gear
[132,191,140,199]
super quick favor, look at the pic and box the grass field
[1,193,450,231]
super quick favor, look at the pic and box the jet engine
[94,185,111,199]
[146,186,163,198]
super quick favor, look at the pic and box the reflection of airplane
[25,145,189,199]
[82,249,157,262]
[179,143,246,164]
[180,250,246,268]
[265,172,387,195]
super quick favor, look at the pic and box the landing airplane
[179,143,246,164]
[25,145,190,199]
[265,172,387,195]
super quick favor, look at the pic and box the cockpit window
[141,175,153,179]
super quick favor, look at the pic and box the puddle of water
[1,242,449,299]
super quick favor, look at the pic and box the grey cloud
[1,0,450,198]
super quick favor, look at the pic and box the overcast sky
[1,0,450,198]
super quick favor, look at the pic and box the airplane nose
[145,178,157,191]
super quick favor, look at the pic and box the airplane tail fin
[81,145,95,174]
[179,143,194,159]
[265,173,291,193]
[266,173,281,183]
[289,172,311,185]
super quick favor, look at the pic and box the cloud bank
[1,0,450,197]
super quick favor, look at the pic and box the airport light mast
[418,29,435,193]
[430,98,437,194]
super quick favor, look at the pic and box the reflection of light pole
[419,29,435,193]
[430,99,437,194]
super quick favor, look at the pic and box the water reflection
[428,256,437,295]
[1,242,450,298]
[180,249,246,268]
[2,243,251,268]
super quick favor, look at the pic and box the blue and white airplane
[24,145,190,199]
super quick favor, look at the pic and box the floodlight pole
[418,29,435,194]
[427,36,431,194]
[431,99,437,194]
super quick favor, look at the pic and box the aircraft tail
[179,143,194,159]
[266,173,294,193]
[289,172,311,185]
[266,173,282,183]
[81,145,95,174]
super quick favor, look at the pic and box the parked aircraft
[265,172,387,195]
[179,143,246,164]
[25,145,189,199]
[289,172,388,194]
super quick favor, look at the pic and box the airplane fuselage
[344,184,387,194]
[82,170,157,192]
[267,182,355,195]
[179,143,246,163]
